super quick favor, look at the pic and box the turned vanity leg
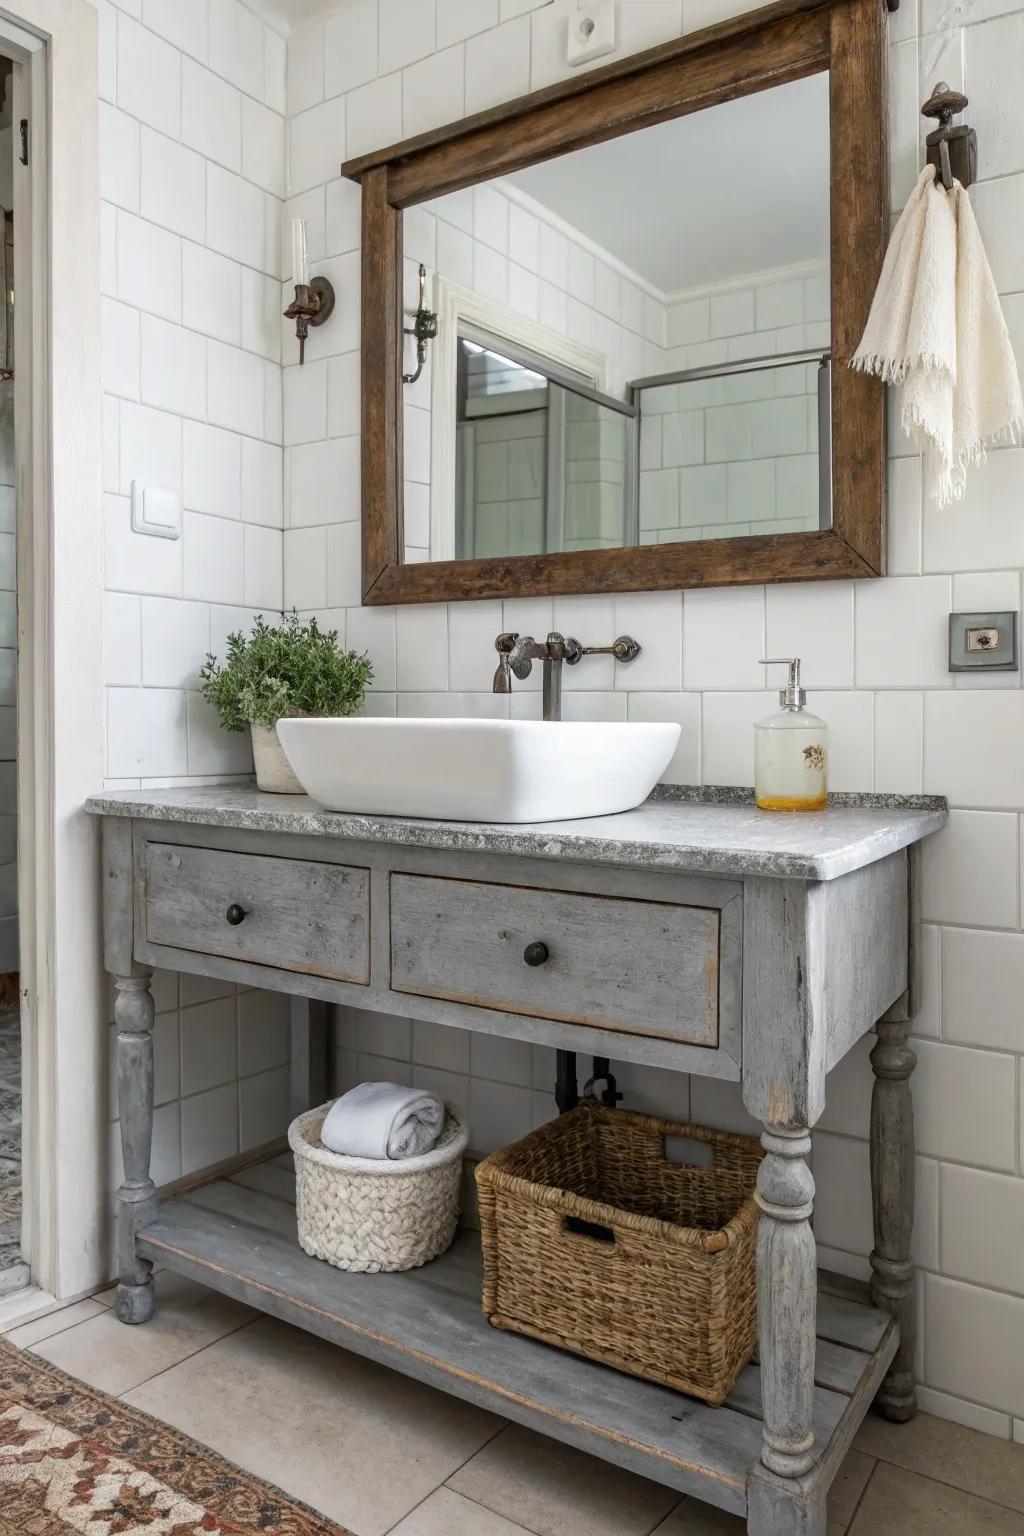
[114,970,158,1325]
[870,1017,917,1421]
[747,1126,822,1536]
[755,1127,818,1476]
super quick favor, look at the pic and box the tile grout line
[111,1313,263,1403]
[844,1455,879,1535]
[855,1434,1024,1516]
[380,1419,511,1536]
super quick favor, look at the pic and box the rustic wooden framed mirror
[341,0,890,606]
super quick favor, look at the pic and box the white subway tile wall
[97,0,290,1185]
[90,0,1024,1434]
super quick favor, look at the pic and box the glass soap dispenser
[755,657,828,812]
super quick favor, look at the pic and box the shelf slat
[138,1171,897,1516]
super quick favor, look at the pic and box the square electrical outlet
[567,0,616,66]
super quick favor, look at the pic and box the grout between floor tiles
[845,1458,879,1533]
[383,1420,511,1536]
[110,1313,265,1402]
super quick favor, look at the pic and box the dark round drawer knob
[523,941,549,967]
[225,903,247,926]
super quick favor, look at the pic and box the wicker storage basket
[476,1099,763,1405]
[289,1101,469,1274]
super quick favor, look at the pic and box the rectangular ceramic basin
[275,718,681,824]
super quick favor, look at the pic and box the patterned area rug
[0,1337,352,1535]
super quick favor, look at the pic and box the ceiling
[505,71,831,295]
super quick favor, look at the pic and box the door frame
[5,0,104,1301]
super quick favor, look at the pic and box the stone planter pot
[251,723,305,794]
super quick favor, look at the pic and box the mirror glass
[404,71,831,564]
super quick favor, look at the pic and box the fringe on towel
[851,164,1024,508]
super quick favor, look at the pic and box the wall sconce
[285,218,335,364]
[403,263,438,385]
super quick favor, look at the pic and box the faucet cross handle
[507,634,537,679]
[570,635,641,665]
[494,631,536,688]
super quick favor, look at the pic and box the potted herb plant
[200,613,373,793]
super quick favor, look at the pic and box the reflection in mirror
[403,70,831,566]
[454,335,634,559]
[636,351,831,545]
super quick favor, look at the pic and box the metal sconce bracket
[284,275,336,365]
[403,263,438,385]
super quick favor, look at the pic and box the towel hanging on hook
[922,82,977,190]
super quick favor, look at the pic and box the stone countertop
[85,785,947,882]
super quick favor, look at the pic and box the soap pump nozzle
[760,656,806,710]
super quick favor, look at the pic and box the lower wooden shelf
[137,1157,898,1520]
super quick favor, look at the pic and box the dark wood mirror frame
[341,0,890,607]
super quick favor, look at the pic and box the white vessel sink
[276,718,681,824]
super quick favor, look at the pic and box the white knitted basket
[288,1101,469,1274]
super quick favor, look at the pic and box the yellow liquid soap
[755,792,828,813]
[754,706,828,813]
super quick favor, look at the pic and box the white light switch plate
[567,0,615,66]
[131,480,182,540]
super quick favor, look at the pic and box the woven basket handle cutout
[663,1134,715,1169]
[563,1214,616,1246]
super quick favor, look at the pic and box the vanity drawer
[144,842,370,983]
[390,873,719,1046]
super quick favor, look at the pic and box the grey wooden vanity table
[88,785,944,1536]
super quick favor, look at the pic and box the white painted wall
[279,0,1024,1440]
[0,376,15,973]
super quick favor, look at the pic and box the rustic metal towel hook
[922,82,978,191]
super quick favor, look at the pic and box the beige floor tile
[4,1296,107,1348]
[389,1486,536,1535]
[848,1462,1024,1536]
[828,1449,875,1527]
[650,1497,743,1532]
[856,1410,1024,1513]
[123,1314,504,1536]
[648,1450,872,1535]
[30,1272,256,1395]
[449,1423,679,1536]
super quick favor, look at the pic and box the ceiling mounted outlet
[567,1,615,66]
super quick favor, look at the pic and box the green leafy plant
[200,613,373,732]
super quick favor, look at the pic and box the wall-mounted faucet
[493,631,641,721]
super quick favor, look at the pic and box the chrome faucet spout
[491,630,641,720]
[493,632,519,694]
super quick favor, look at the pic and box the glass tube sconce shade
[284,217,335,364]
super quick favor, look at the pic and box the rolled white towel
[320,1081,445,1161]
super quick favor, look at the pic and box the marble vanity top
[87,784,946,882]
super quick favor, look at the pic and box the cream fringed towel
[852,163,1023,507]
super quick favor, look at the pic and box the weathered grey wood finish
[869,1017,917,1423]
[142,841,371,983]
[130,820,745,1080]
[114,971,158,1324]
[390,872,724,1046]
[290,998,328,1119]
[90,790,945,1536]
[138,1172,896,1524]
